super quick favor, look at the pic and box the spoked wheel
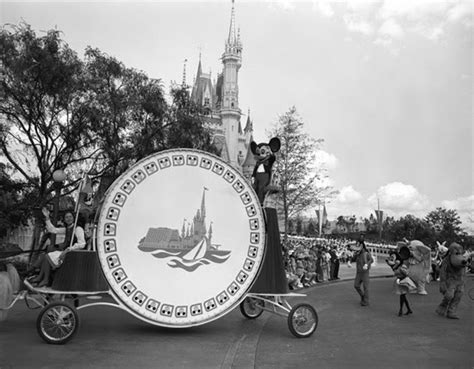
[240,296,264,319]
[36,302,79,344]
[288,303,318,338]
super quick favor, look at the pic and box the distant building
[189,0,255,179]
[325,219,367,234]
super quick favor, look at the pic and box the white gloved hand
[363,264,368,270]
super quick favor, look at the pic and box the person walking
[353,234,373,306]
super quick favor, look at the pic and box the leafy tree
[81,47,168,181]
[384,214,435,245]
[0,163,30,238]
[82,52,217,200]
[336,215,347,233]
[165,85,218,154]
[268,106,334,240]
[0,23,99,250]
[425,207,464,244]
[0,24,94,199]
[0,24,218,250]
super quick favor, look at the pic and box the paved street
[1,269,472,369]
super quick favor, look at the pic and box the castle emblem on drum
[137,188,231,271]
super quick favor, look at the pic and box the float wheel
[288,303,318,338]
[239,296,264,319]
[36,301,79,344]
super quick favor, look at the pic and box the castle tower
[189,0,251,172]
[220,0,242,168]
[191,54,215,110]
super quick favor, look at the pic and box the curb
[292,274,394,292]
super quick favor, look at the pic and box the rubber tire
[288,303,318,338]
[36,301,79,344]
[239,296,264,319]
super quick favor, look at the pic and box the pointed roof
[201,187,207,219]
[228,0,237,44]
[196,55,202,80]
[191,56,217,108]
[182,59,188,87]
[244,109,253,133]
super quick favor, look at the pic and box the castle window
[204,97,210,107]
[231,102,234,108]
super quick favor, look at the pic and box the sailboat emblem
[137,188,231,271]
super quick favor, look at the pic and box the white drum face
[97,149,266,327]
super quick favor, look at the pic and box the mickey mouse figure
[250,137,281,205]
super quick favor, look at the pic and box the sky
[1,0,472,231]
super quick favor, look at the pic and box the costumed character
[386,246,416,316]
[397,240,431,295]
[350,234,374,306]
[437,241,448,258]
[250,137,281,205]
[436,242,470,319]
[249,137,287,295]
[430,242,447,282]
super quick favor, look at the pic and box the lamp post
[50,169,66,245]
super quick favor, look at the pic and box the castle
[188,0,256,179]
[138,189,213,251]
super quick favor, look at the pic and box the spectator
[30,208,86,287]
[304,256,317,286]
[330,247,341,280]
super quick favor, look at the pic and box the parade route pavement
[0,269,472,369]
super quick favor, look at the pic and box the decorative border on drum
[144,161,158,175]
[96,149,266,327]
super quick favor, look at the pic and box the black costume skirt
[52,250,108,292]
[250,208,288,294]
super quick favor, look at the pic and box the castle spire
[228,0,237,44]
[196,57,202,80]
[182,58,188,87]
[244,108,253,133]
[201,187,208,220]
[221,0,242,166]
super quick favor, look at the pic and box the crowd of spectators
[281,235,398,290]
[282,235,355,290]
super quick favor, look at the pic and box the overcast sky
[1,0,472,230]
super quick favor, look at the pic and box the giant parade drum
[96,149,266,328]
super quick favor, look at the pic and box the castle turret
[220,0,242,168]
[188,0,252,172]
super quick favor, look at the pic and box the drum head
[97,149,266,327]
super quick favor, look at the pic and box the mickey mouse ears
[269,137,281,152]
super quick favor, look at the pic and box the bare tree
[268,106,335,240]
